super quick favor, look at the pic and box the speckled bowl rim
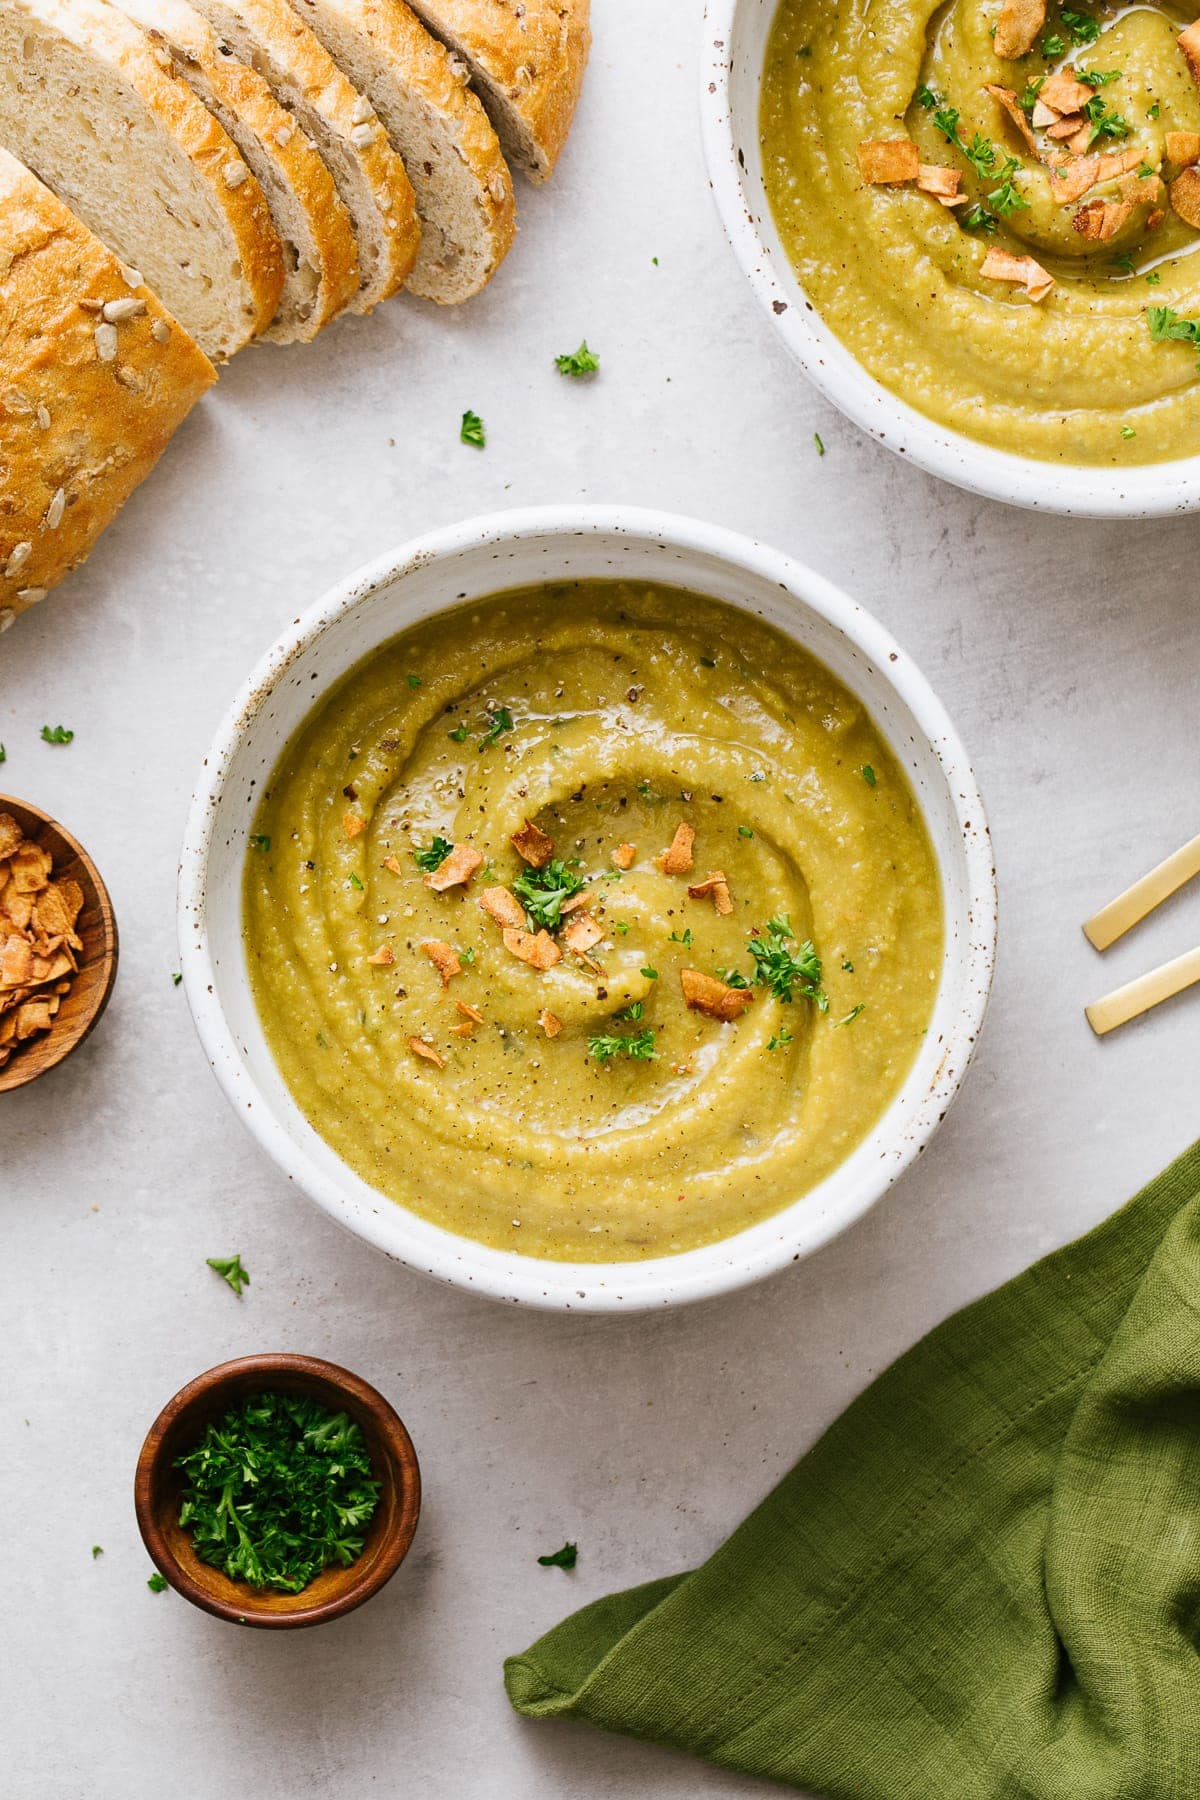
[700,0,1200,518]
[179,506,997,1313]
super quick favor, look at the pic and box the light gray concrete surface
[2,4,1198,1796]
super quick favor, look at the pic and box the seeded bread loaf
[110,0,360,341]
[282,0,515,303]
[0,0,284,359]
[182,0,420,312]
[0,147,215,633]
[404,0,589,181]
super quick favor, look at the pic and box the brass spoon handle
[1086,945,1200,1036]
[1083,832,1200,952]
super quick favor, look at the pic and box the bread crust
[187,0,420,309]
[115,0,361,339]
[405,0,590,180]
[288,0,517,303]
[3,0,286,356]
[0,147,215,630]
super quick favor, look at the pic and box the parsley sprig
[555,341,600,377]
[588,1027,657,1062]
[747,918,828,1009]
[413,835,453,873]
[1083,94,1131,146]
[1147,306,1200,366]
[1059,7,1102,46]
[513,858,587,932]
[930,101,1028,218]
[206,1253,249,1296]
[176,1391,381,1593]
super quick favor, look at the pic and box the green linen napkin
[505,1141,1200,1797]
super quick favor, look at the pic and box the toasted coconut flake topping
[1148,206,1166,230]
[994,0,1045,58]
[560,889,593,915]
[342,811,366,839]
[366,944,395,967]
[1179,20,1200,86]
[1038,72,1094,117]
[1045,113,1086,142]
[1170,166,1200,228]
[980,246,1055,300]
[916,164,964,203]
[1073,197,1135,240]
[657,822,696,876]
[1166,130,1200,167]
[0,813,84,1068]
[408,1036,445,1068]
[687,871,734,916]
[984,84,1040,155]
[681,968,754,1022]
[612,842,637,870]
[455,1000,485,1023]
[383,855,403,876]
[563,914,604,956]
[538,1009,563,1038]
[502,927,562,970]
[1049,147,1142,206]
[421,938,462,985]
[857,138,920,185]
[510,818,555,868]
[479,885,526,930]
[425,844,483,892]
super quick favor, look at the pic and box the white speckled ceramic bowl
[701,0,1200,518]
[179,508,996,1312]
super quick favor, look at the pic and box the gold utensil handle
[1083,832,1200,951]
[1085,945,1200,1036]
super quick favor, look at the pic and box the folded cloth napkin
[505,1141,1200,1798]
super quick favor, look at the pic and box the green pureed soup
[761,0,1200,465]
[244,582,943,1262]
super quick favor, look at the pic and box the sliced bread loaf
[182,0,420,312]
[0,146,215,631]
[281,0,515,303]
[109,0,360,341]
[0,0,284,358]
[403,0,589,181]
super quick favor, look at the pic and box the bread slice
[0,147,215,631]
[0,0,284,359]
[403,0,589,181]
[109,0,359,341]
[281,0,515,303]
[181,0,420,312]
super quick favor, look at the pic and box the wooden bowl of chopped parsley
[134,1353,421,1628]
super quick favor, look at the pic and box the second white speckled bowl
[179,507,996,1312]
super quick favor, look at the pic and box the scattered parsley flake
[413,835,454,873]
[961,204,998,233]
[814,432,825,456]
[460,409,486,448]
[842,958,855,973]
[738,825,755,838]
[176,1391,381,1593]
[1121,425,1137,439]
[206,1253,250,1297]
[172,972,183,987]
[618,1000,644,1022]
[538,1542,578,1569]
[1078,67,1121,86]
[91,1545,104,1559]
[249,834,271,853]
[147,1572,168,1593]
[1146,271,1161,285]
[448,724,471,743]
[349,872,364,891]
[669,928,693,946]
[641,966,658,980]
[836,1003,867,1027]
[407,673,422,689]
[1083,94,1131,147]
[1148,101,1161,120]
[1060,8,1102,46]
[0,745,6,764]
[41,724,73,744]
[613,920,630,935]
[861,765,877,787]
[916,82,938,109]
[479,705,514,751]
[768,1027,794,1051]
[1041,32,1066,56]
[555,340,600,378]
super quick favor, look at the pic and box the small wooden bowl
[0,794,118,1094]
[134,1353,421,1629]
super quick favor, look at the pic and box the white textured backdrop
[2,4,1198,1795]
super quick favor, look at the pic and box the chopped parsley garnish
[1110,252,1137,274]
[842,958,855,973]
[207,1253,250,1297]
[745,918,826,1010]
[1121,425,1137,439]
[1148,101,1161,120]
[172,971,183,987]
[916,82,938,109]
[513,858,587,931]
[447,723,470,743]
[147,1572,168,1593]
[349,872,364,891]
[1147,306,1200,366]
[767,1026,794,1051]
[1019,77,1044,114]
[1146,271,1161,285]
[588,1028,656,1062]
[961,204,998,232]
[1083,95,1131,146]
[861,765,877,787]
[175,1391,381,1593]
[555,340,600,377]
[641,966,658,980]
[814,432,825,456]
[478,705,514,751]
[1041,32,1066,56]
[460,409,485,448]
[618,1000,644,1022]
[538,1542,578,1568]
[1078,67,1121,87]
[738,825,755,838]
[41,724,73,744]
[407,673,422,689]
[91,1545,104,1559]
[413,835,453,873]
[0,744,6,764]
[1060,8,1102,46]
[669,928,693,946]
[836,1003,867,1027]
[249,834,271,853]
[932,109,1028,215]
